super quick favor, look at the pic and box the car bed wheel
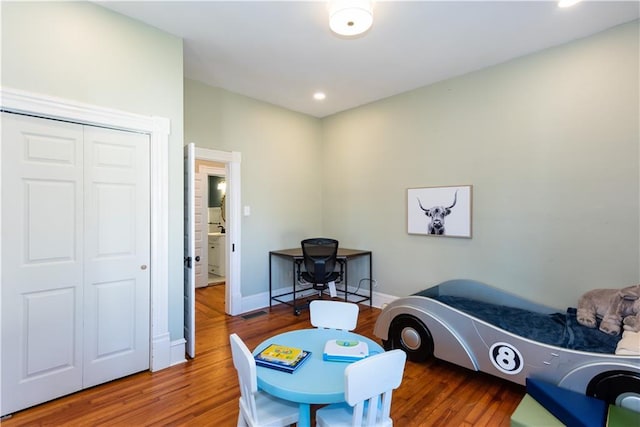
[586,370,640,412]
[387,314,434,363]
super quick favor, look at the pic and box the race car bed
[373,279,640,411]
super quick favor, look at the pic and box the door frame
[1,87,172,372]
[194,146,242,315]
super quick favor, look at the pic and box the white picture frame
[407,185,472,238]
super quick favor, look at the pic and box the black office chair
[300,238,340,299]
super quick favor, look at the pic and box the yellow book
[256,344,303,366]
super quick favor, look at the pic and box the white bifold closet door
[1,112,150,415]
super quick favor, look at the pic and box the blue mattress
[424,294,620,354]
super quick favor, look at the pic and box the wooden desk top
[270,247,371,258]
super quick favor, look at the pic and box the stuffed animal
[623,312,640,332]
[576,284,640,336]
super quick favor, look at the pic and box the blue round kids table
[253,328,384,427]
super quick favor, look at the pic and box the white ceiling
[98,1,639,118]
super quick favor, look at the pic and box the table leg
[298,402,311,427]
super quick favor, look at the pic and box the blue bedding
[424,294,620,354]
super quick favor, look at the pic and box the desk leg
[369,253,373,307]
[344,260,348,302]
[298,403,311,427]
[269,253,273,308]
[292,260,297,315]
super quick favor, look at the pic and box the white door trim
[194,146,242,315]
[0,87,172,372]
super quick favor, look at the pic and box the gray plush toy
[576,284,640,336]
[623,311,640,332]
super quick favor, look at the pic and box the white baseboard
[371,291,399,309]
[239,287,399,315]
[240,291,273,313]
[170,338,187,366]
[151,332,171,372]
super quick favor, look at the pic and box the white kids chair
[229,333,299,427]
[309,300,359,331]
[315,349,407,427]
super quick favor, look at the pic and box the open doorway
[194,146,241,317]
[184,145,242,358]
[195,161,226,289]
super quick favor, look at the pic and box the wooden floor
[2,285,525,426]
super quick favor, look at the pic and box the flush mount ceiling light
[329,0,373,37]
[558,0,583,7]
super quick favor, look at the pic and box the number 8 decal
[489,342,523,375]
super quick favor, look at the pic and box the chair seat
[301,271,340,287]
[316,401,392,427]
[247,391,299,427]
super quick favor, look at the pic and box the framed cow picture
[407,185,472,238]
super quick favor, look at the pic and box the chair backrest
[345,349,407,426]
[301,238,339,283]
[309,300,359,331]
[229,333,259,424]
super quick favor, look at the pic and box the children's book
[255,344,312,373]
[323,339,369,362]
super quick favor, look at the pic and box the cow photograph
[407,185,472,238]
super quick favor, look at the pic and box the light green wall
[184,80,323,296]
[4,0,635,342]
[322,20,640,308]
[184,21,638,310]
[1,1,185,339]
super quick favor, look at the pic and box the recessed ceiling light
[558,0,582,8]
[313,92,326,101]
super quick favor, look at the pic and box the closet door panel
[24,288,76,373]
[82,126,150,388]
[26,180,76,261]
[2,112,152,415]
[1,112,84,415]
[94,278,137,355]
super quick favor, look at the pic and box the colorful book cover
[255,345,312,373]
[256,344,303,365]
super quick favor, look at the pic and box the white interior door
[1,113,85,414]
[194,171,207,288]
[82,126,150,388]
[183,143,196,358]
[1,112,151,415]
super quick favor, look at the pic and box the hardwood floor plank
[2,287,524,426]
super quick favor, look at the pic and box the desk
[254,328,384,427]
[269,247,373,315]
